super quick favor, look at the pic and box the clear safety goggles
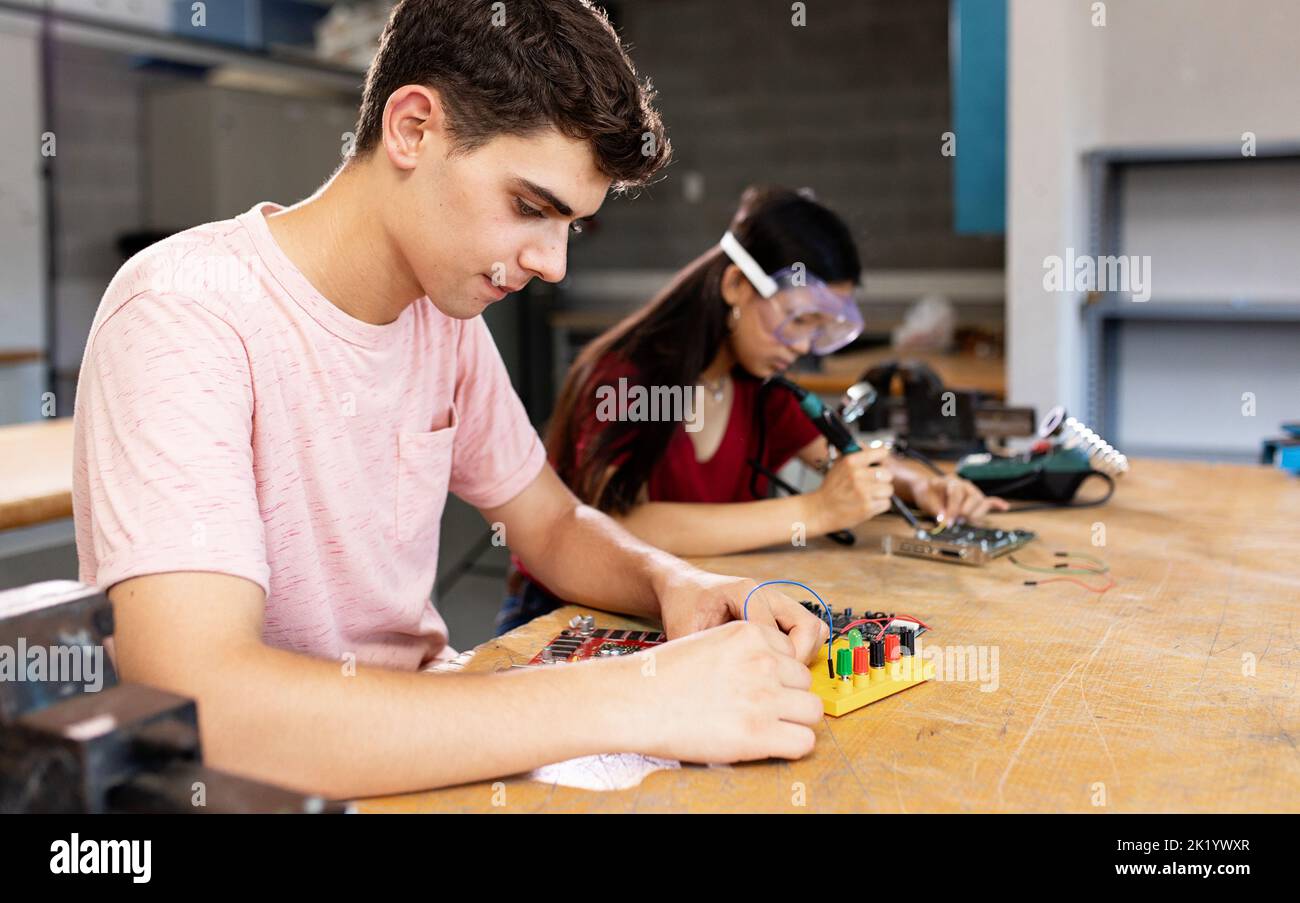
[720,231,862,355]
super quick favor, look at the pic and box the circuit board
[528,622,665,664]
[812,634,935,716]
[799,602,935,716]
[883,523,1035,566]
[797,602,933,637]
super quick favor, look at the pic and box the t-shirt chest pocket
[395,408,458,544]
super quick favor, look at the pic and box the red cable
[1025,576,1115,594]
[838,613,932,639]
[838,618,885,635]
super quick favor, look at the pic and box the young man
[72,0,828,800]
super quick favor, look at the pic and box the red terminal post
[884,634,901,662]
[853,645,868,674]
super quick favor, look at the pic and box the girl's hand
[911,475,1010,525]
[809,446,894,533]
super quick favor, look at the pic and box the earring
[731,306,741,321]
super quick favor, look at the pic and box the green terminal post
[836,647,854,681]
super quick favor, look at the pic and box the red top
[643,372,822,503]
[511,354,823,594]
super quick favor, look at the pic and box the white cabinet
[146,83,358,229]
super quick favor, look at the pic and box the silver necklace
[703,374,729,402]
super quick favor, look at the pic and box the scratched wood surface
[359,458,1300,813]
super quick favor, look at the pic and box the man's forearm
[195,640,646,799]
[522,502,692,617]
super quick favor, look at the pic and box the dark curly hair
[353,0,671,191]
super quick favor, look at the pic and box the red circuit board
[529,627,666,664]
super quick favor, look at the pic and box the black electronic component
[899,627,916,655]
[868,639,885,669]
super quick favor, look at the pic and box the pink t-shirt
[72,202,546,670]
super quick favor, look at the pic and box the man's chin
[427,294,495,320]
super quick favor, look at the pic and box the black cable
[893,441,946,477]
[748,459,801,497]
[884,502,928,525]
[745,455,855,546]
[747,379,854,545]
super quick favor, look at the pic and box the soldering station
[752,361,1127,567]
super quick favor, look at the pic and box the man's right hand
[623,619,823,764]
[809,445,894,534]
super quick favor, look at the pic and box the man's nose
[519,232,568,284]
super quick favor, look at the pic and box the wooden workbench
[360,458,1300,813]
[0,418,75,530]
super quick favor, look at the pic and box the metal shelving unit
[1081,143,1300,444]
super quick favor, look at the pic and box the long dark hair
[548,185,862,513]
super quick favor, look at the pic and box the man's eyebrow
[512,177,574,218]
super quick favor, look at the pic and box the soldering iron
[765,374,924,531]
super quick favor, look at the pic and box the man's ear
[381,85,448,171]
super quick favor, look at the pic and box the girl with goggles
[718,231,864,356]
[498,186,1005,634]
